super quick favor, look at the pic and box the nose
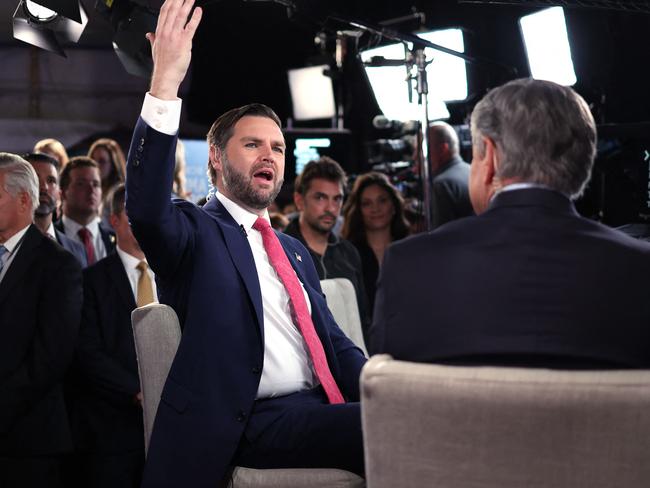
[259,143,275,163]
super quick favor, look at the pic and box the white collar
[215,191,270,233]
[1,224,30,251]
[62,214,101,236]
[46,222,57,240]
[116,245,146,271]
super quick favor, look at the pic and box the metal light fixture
[12,0,88,57]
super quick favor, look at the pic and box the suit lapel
[203,198,264,338]
[106,253,137,310]
[0,225,42,306]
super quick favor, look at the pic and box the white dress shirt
[61,215,108,261]
[116,246,158,302]
[216,192,316,398]
[0,224,30,283]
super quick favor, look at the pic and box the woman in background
[88,138,126,201]
[342,172,410,315]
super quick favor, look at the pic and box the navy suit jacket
[55,227,88,268]
[0,224,82,455]
[125,118,366,487]
[70,252,143,454]
[371,188,650,368]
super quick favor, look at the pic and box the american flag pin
[295,253,302,262]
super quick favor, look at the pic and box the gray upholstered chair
[361,354,650,488]
[320,278,368,356]
[131,303,365,488]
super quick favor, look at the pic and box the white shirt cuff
[140,92,182,135]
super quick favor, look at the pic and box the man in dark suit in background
[124,1,366,486]
[69,183,150,488]
[0,153,82,488]
[56,157,115,264]
[427,121,474,229]
[24,152,88,267]
[371,78,650,367]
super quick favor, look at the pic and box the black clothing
[431,155,474,229]
[372,188,650,367]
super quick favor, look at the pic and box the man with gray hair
[0,153,82,487]
[426,121,474,228]
[370,78,650,367]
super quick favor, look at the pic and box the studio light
[12,0,88,57]
[287,65,337,121]
[519,6,577,86]
[360,28,468,122]
[96,0,157,77]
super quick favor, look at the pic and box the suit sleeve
[0,253,82,433]
[75,272,140,403]
[125,118,195,280]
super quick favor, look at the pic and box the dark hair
[87,138,126,194]
[108,183,126,216]
[294,156,347,196]
[22,152,60,171]
[59,156,99,191]
[206,103,282,185]
[342,171,409,245]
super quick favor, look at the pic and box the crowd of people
[2,0,650,487]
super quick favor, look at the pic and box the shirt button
[155,106,168,115]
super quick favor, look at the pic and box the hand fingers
[184,5,202,38]
[158,0,184,37]
[145,32,155,51]
[172,0,196,36]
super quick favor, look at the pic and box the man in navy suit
[371,78,650,367]
[56,157,115,264]
[24,152,88,267]
[125,1,366,486]
[0,153,82,487]
[69,184,148,488]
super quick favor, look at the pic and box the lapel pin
[295,253,302,262]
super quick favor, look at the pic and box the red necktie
[252,217,345,404]
[78,227,96,265]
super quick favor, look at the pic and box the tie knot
[78,227,91,239]
[252,217,271,233]
[137,261,148,273]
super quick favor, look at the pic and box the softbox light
[13,0,88,57]
[288,65,337,121]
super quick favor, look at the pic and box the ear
[480,136,498,187]
[293,192,304,212]
[18,191,30,213]
[209,145,223,174]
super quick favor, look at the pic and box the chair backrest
[320,278,368,356]
[361,354,650,488]
[131,303,182,455]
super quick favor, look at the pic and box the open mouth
[253,169,274,182]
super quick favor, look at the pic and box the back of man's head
[294,156,347,196]
[429,122,460,159]
[108,183,126,217]
[470,78,596,199]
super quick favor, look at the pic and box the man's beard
[221,156,283,210]
[35,195,56,217]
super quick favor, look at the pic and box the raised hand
[147,0,202,100]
